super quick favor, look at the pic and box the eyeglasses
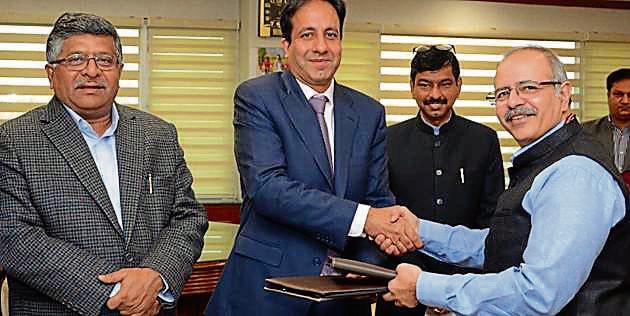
[49,53,119,71]
[490,80,563,104]
[412,44,456,54]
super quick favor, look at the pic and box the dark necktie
[309,95,333,177]
[309,94,339,275]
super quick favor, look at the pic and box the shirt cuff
[158,274,175,303]
[108,276,175,303]
[419,220,451,256]
[348,203,370,237]
[416,271,450,309]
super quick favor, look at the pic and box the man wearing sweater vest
[381,46,630,315]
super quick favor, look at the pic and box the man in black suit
[377,45,505,316]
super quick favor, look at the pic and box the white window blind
[148,27,238,200]
[379,35,580,166]
[335,31,381,99]
[0,24,139,125]
[580,41,630,122]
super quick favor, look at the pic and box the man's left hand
[382,263,422,308]
[98,267,164,315]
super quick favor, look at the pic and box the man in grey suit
[583,68,630,189]
[0,12,208,316]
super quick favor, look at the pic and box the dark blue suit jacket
[206,71,395,315]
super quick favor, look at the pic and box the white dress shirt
[295,79,370,237]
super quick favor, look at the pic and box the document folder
[264,257,396,302]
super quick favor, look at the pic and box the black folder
[263,257,396,302]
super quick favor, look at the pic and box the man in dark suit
[583,68,630,189]
[377,45,505,316]
[0,12,208,315]
[206,1,420,315]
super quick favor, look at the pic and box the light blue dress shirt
[63,105,122,227]
[415,122,627,315]
[63,105,174,304]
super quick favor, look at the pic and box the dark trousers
[308,298,372,316]
[375,295,427,316]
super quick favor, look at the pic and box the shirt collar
[419,110,453,136]
[296,78,335,105]
[512,120,564,160]
[63,103,119,140]
[608,115,629,133]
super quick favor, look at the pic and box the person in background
[582,68,630,189]
[377,44,504,316]
[0,12,207,315]
[206,1,420,315]
[381,46,629,314]
[274,54,285,72]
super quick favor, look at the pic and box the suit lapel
[115,105,144,243]
[599,118,615,159]
[332,85,358,198]
[40,97,123,237]
[280,72,334,189]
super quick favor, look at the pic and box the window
[335,31,381,99]
[147,27,238,200]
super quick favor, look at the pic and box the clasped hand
[364,205,422,255]
[98,267,163,316]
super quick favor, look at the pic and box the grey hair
[498,45,568,95]
[46,12,123,64]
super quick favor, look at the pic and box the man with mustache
[381,46,630,314]
[583,68,630,189]
[206,1,420,315]
[0,12,208,315]
[377,45,504,316]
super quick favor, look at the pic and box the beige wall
[0,0,238,20]
[3,0,630,35]
[345,0,630,37]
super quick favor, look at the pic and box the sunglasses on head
[412,44,456,54]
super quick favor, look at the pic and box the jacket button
[436,198,444,206]
[313,257,321,266]
[434,140,441,148]
[125,253,135,263]
[435,169,443,176]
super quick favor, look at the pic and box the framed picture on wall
[259,0,288,37]
[257,47,288,76]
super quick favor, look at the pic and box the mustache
[422,97,448,105]
[505,107,537,121]
[74,79,107,89]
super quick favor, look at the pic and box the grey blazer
[582,116,630,173]
[0,97,208,315]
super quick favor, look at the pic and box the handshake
[364,206,423,256]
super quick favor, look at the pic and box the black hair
[410,47,460,82]
[606,68,630,92]
[280,0,346,43]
